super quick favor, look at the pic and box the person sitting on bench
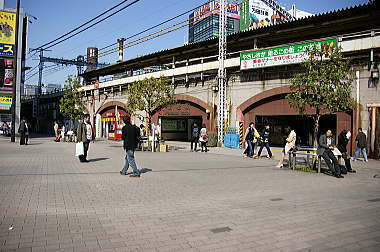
[317,129,343,178]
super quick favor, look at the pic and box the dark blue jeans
[257,142,272,158]
[246,140,254,157]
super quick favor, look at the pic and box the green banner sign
[240,39,337,70]
[240,0,250,31]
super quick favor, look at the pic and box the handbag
[75,142,84,156]
[339,164,348,175]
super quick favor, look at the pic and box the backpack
[192,127,199,137]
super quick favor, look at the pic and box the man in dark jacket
[255,125,273,159]
[76,114,94,163]
[18,118,29,145]
[120,116,141,177]
[353,128,368,162]
[190,123,199,152]
[317,129,343,178]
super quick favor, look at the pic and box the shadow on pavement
[89,157,110,162]
[140,168,153,174]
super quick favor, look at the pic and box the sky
[4,0,368,86]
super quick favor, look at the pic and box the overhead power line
[35,0,131,49]
[36,0,140,50]
[99,2,205,51]
[97,0,241,59]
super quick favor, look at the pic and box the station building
[80,2,380,156]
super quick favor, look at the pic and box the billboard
[240,0,287,31]
[0,58,14,91]
[192,0,240,25]
[0,11,16,57]
[240,39,337,70]
[0,94,12,110]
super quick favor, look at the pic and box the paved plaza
[0,136,380,252]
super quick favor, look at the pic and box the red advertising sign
[0,58,14,91]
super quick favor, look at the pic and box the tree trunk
[313,114,321,149]
[147,112,152,136]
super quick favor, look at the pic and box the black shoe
[83,160,90,163]
[348,170,356,173]
[129,174,140,178]
[335,174,344,178]
[120,171,126,175]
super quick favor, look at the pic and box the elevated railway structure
[79,2,380,155]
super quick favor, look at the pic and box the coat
[337,134,349,153]
[122,123,140,151]
[76,122,94,143]
[317,134,336,156]
[18,120,28,135]
[244,127,260,143]
[199,128,208,142]
[355,132,367,148]
[284,130,296,154]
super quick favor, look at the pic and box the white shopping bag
[75,142,84,156]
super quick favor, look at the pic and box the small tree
[286,42,353,147]
[126,77,176,134]
[59,76,84,122]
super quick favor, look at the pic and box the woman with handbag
[276,127,296,168]
[199,124,208,152]
[243,122,260,158]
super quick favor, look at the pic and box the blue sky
[5,0,368,86]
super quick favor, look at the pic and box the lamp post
[11,0,21,142]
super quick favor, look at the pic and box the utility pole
[38,49,43,96]
[217,0,227,145]
[11,0,21,142]
[35,48,51,96]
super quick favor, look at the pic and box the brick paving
[0,136,380,252]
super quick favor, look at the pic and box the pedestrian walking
[54,121,59,142]
[190,122,199,152]
[1,121,10,136]
[353,128,368,162]
[76,114,94,163]
[18,118,29,145]
[337,129,356,173]
[120,116,141,177]
[199,124,208,152]
[255,124,273,159]
[317,129,343,178]
[276,127,296,168]
[243,122,260,158]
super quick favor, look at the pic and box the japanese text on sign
[240,39,337,70]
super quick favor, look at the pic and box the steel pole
[11,0,21,142]
[217,0,226,145]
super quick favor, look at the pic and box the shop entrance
[100,107,128,140]
[255,114,337,146]
[160,116,203,141]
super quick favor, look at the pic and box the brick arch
[175,94,213,112]
[96,101,128,114]
[237,86,291,114]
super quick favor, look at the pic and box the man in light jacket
[317,129,343,178]
[76,114,94,163]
